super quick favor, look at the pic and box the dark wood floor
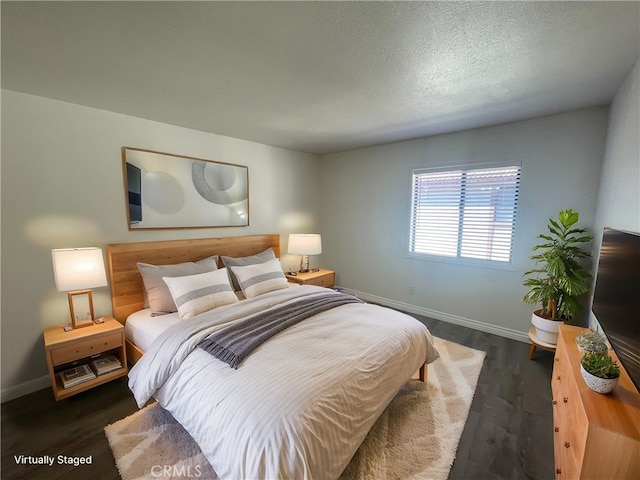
[1,315,555,480]
[418,315,555,480]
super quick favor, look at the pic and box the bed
[107,234,440,479]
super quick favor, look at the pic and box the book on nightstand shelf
[91,355,123,376]
[60,364,96,389]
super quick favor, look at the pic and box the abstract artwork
[122,147,249,229]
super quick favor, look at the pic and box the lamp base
[299,255,310,273]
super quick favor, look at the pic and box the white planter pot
[531,310,561,345]
[576,342,609,356]
[575,330,609,356]
[580,365,619,394]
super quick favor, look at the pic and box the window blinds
[409,164,521,263]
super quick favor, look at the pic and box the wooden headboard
[107,234,280,323]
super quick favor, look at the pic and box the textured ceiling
[2,1,639,154]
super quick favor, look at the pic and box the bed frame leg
[419,363,427,382]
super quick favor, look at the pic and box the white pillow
[230,258,289,299]
[137,256,218,315]
[162,268,238,320]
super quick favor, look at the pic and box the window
[409,163,521,263]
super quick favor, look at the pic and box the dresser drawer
[554,439,580,480]
[552,355,569,400]
[50,332,122,365]
[554,393,584,477]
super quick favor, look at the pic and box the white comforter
[129,285,440,480]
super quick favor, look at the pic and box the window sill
[407,252,516,271]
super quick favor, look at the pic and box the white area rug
[105,336,485,480]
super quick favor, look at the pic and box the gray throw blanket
[198,293,363,369]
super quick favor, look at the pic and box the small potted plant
[523,209,593,345]
[576,330,608,355]
[580,352,620,394]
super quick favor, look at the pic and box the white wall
[594,61,640,238]
[589,61,640,327]
[0,90,321,400]
[320,108,609,340]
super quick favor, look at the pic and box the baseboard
[339,286,530,344]
[1,375,50,403]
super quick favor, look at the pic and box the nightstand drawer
[50,332,122,365]
[285,269,336,289]
[306,272,335,288]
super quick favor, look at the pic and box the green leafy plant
[576,330,608,354]
[523,209,593,321]
[581,352,620,379]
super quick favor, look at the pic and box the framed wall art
[122,147,249,229]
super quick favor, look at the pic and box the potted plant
[580,352,620,394]
[523,209,593,345]
[576,330,608,355]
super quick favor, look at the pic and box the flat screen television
[126,162,142,224]
[591,227,640,392]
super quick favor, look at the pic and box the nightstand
[43,316,128,400]
[285,268,335,289]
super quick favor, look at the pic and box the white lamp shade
[288,234,322,255]
[52,247,108,292]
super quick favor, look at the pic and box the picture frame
[67,290,95,328]
[122,147,249,229]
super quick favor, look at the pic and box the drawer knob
[555,427,559,432]
[556,468,562,474]
[552,400,558,405]
[565,442,570,448]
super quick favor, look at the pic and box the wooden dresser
[552,324,640,479]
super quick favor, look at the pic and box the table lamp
[52,247,108,328]
[288,234,322,273]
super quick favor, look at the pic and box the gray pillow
[137,256,218,315]
[221,248,276,291]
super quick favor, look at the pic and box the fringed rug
[105,337,485,480]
